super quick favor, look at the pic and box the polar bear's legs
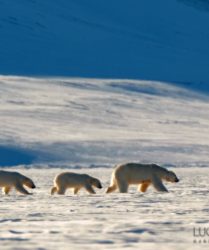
[3,186,11,195]
[139,182,150,193]
[15,184,31,195]
[106,183,117,193]
[74,187,80,194]
[117,179,128,193]
[106,174,118,193]
[107,174,128,193]
[84,184,96,194]
[51,185,67,195]
[57,185,66,195]
[151,175,168,192]
[51,186,57,195]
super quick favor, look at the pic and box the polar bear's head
[164,170,179,183]
[23,177,36,189]
[90,177,102,189]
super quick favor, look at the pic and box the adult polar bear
[51,172,102,195]
[0,170,36,195]
[106,163,179,193]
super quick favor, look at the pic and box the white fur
[0,170,36,195]
[51,172,102,195]
[106,163,179,193]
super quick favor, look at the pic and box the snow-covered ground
[1,75,209,167]
[1,76,209,249]
[1,167,209,250]
[1,1,209,249]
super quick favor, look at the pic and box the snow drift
[1,75,209,167]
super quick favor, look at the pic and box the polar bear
[0,170,36,195]
[106,163,179,193]
[51,172,102,195]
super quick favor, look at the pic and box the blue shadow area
[0,146,36,167]
[0,0,209,87]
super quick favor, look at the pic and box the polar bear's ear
[151,175,168,192]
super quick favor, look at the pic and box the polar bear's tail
[51,186,57,195]
[106,172,117,193]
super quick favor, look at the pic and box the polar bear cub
[51,172,102,195]
[0,170,36,195]
[106,163,179,193]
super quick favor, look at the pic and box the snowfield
[1,76,209,166]
[1,1,209,249]
[1,76,209,249]
[1,167,209,250]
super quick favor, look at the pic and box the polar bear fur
[106,163,179,193]
[0,170,36,195]
[51,172,102,195]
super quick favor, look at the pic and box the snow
[1,75,209,167]
[1,75,209,249]
[1,0,209,86]
[0,167,209,250]
[1,1,209,249]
